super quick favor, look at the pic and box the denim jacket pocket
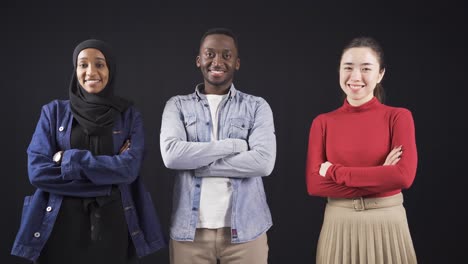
[183,114,198,141]
[229,117,253,140]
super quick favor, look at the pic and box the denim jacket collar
[194,83,237,101]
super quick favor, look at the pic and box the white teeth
[349,84,363,89]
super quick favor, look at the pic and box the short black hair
[199,27,239,55]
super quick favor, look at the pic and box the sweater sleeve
[326,109,417,193]
[306,115,376,198]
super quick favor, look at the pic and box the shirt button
[58,126,64,132]
[34,232,41,238]
[46,206,52,212]
[204,104,209,107]
[195,184,200,188]
[206,122,209,126]
[192,207,198,211]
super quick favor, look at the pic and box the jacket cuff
[61,150,81,180]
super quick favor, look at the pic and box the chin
[84,88,102,94]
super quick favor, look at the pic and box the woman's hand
[383,145,402,165]
[319,161,333,177]
[119,139,131,154]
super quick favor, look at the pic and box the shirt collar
[195,83,237,101]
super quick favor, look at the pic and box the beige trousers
[170,228,268,264]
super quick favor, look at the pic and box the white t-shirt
[197,94,233,228]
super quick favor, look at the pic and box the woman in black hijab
[11,39,166,264]
[69,39,131,156]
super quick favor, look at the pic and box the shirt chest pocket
[183,114,198,141]
[228,117,253,140]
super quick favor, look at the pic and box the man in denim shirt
[160,28,276,263]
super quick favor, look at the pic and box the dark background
[1,1,464,263]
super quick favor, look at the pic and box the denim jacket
[160,84,276,243]
[11,100,166,261]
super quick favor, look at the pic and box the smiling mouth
[348,84,364,91]
[85,79,101,84]
[209,69,225,77]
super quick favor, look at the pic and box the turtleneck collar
[341,96,381,113]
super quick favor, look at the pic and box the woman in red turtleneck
[306,37,418,264]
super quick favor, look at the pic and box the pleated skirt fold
[316,194,417,264]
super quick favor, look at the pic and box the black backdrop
[1,1,464,263]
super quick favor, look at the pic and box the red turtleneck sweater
[306,97,417,198]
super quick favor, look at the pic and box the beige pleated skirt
[316,193,417,264]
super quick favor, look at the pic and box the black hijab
[69,39,132,155]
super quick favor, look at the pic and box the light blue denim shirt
[160,84,276,243]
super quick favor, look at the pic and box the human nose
[86,65,97,76]
[350,68,362,81]
[212,54,221,66]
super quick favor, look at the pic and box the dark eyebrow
[204,48,232,52]
[342,62,375,66]
[77,57,106,61]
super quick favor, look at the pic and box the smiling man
[160,28,276,264]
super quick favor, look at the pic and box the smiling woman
[306,37,418,264]
[339,46,386,106]
[11,39,166,264]
[76,48,109,94]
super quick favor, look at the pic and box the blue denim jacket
[11,100,166,261]
[160,84,276,243]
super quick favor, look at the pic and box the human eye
[362,67,372,72]
[78,63,88,68]
[223,53,232,59]
[96,62,106,68]
[206,51,214,58]
[343,66,352,71]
